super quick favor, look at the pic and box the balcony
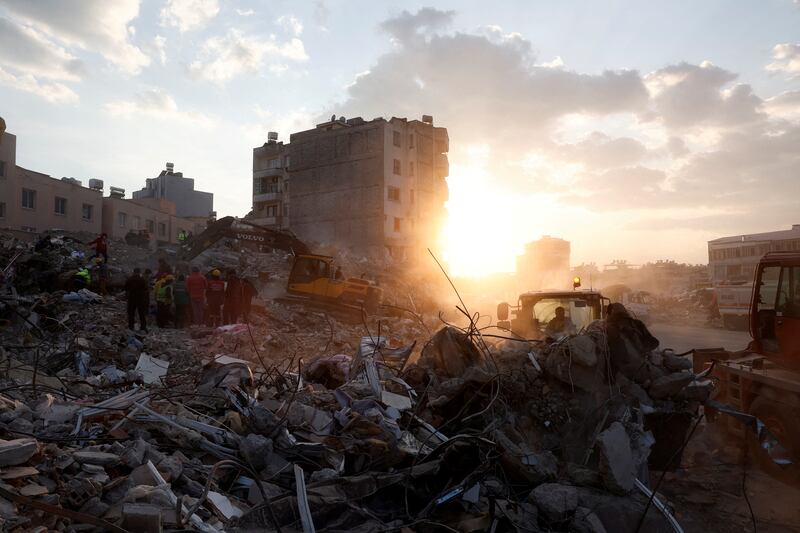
[434,153,449,176]
[253,167,284,179]
[254,191,283,202]
[250,216,283,227]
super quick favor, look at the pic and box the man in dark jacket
[206,269,225,327]
[223,269,242,325]
[125,268,149,332]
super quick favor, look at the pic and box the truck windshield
[532,298,596,332]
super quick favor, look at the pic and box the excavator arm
[179,216,311,261]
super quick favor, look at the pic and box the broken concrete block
[521,451,558,484]
[529,483,579,523]
[571,506,608,533]
[156,456,183,483]
[596,422,634,494]
[73,451,121,467]
[567,335,598,367]
[122,503,162,533]
[240,433,274,472]
[19,484,48,496]
[0,466,38,480]
[0,439,37,467]
[647,372,693,399]
[134,353,169,385]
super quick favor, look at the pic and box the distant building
[132,163,214,219]
[708,225,800,283]
[102,188,205,247]
[516,236,571,289]
[251,133,289,228]
[251,115,449,260]
[0,122,103,235]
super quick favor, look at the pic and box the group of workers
[124,263,256,332]
[72,233,110,295]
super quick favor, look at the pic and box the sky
[1,0,799,276]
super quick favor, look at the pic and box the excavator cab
[751,253,800,367]
[288,254,381,312]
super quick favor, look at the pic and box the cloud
[0,66,79,103]
[160,0,219,32]
[146,35,167,66]
[556,132,647,169]
[0,0,150,74]
[766,43,800,76]
[644,62,764,128]
[188,29,308,83]
[236,8,255,17]
[764,90,800,118]
[105,87,212,126]
[277,15,303,36]
[0,17,85,81]
[381,7,455,43]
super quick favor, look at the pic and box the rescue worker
[88,233,108,262]
[173,274,189,328]
[545,306,576,338]
[206,269,225,327]
[124,268,149,332]
[240,278,257,323]
[223,269,242,325]
[90,257,109,295]
[186,266,207,325]
[73,266,91,290]
[156,275,174,328]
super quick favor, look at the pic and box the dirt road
[649,322,751,353]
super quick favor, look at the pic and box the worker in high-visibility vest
[73,267,91,290]
[156,274,174,328]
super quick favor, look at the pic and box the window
[146,219,155,233]
[393,159,401,175]
[283,204,289,217]
[409,134,414,148]
[393,131,401,147]
[158,222,166,237]
[0,202,5,218]
[118,211,127,228]
[21,188,36,209]
[393,217,401,232]
[54,196,67,215]
[266,205,278,217]
[409,161,415,176]
[132,215,141,229]
[777,266,800,318]
[410,189,415,204]
[264,158,281,169]
[0,160,5,177]
[284,156,291,168]
[82,203,93,221]
[387,186,401,202]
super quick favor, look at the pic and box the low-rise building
[0,124,103,235]
[132,162,214,218]
[708,225,800,283]
[102,190,205,246]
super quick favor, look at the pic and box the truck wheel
[747,397,800,484]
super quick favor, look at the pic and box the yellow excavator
[179,216,382,315]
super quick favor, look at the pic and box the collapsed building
[3,225,777,532]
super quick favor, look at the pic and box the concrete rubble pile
[0,234,707,532]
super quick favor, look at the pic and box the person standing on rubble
[156,275,174,328]
[186,266,207,325]
[240,277,257,323]
[125,268,148,332]
[73,266,91,290]
[206,269,225,327]
[223,269,242,324]
[173,274,189,328]
[90,257,109,296]
[88,233,108,262]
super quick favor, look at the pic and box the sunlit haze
[1,0,799,277]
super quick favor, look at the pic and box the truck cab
[750,252,800,367]
[497,290,608,339]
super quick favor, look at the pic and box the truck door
[775,266,800,360]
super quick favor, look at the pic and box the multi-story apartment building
[708,225,800,283]
[102,191,204,246]
[0,124,103,235]
[251,115,449,260]
[132,163,214,219]
[251,132,290,228]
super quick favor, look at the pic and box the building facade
[708,225,800,283]
[251,134,290,228]
[132,163,214,218]
[251,115,449,260]
[101,193,205,246]
[0,127,103,235]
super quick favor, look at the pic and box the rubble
[0,230,712,531]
